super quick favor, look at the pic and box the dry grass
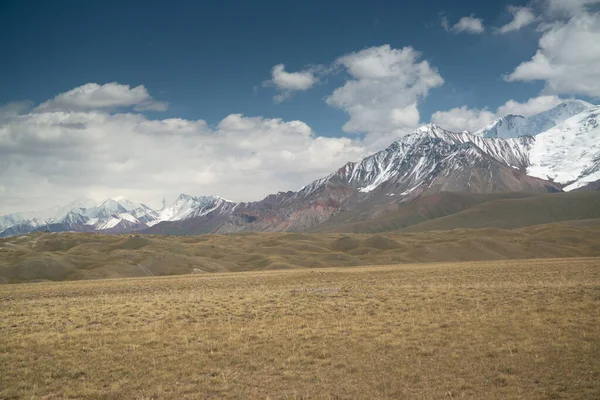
[1,257,599,399]
[2,221,600,283]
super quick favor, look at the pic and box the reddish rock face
[146,126,561,235]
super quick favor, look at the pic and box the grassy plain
[1,257,599,399]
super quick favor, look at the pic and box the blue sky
[0,0,599,213]
[1,0,544,133]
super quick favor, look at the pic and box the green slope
[404,191,600,232]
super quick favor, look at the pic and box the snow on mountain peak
[527,106,600,190]
[175,193,192,201]
[477,100,597,139]
[474,115,528,138]
[1,98,598,238]
[53,197,97,220]
[415,123,449,136]
[556,99,595,111]
[0,190,237,236]
[110,196,127,201]
[102,196,143,211]
[158,194,233,222]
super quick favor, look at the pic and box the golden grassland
[1,257,599,399]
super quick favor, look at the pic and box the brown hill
[315,192,538,233]
[574,179,600,191]
[2,219,600,283]
[404,191,600,232]
[316,191,600,233]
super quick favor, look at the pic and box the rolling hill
[2,216,600,283]
[403,190,600,232]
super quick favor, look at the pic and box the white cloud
[497,6,537,33]
[34,82,168,112]
[270,64,316,91]
[431,106,496,132]
[0,87,369,214]
[264,64,318,103]
[546,0,600,15]
[441,15,450,31]
[326,45,443,143]
[431,95,565,132]
[506,9,600,96]
[496,95,563,116]
[451,15,485,34]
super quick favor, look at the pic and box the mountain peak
[415,123,448,135]
[2,97,599,238]
[558,99,595,109]
[477,99,595,139]
[176,193,194,201]
[110,196,128,202]
[102,196,142,208]
[528,104,600,191]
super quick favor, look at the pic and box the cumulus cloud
[546,0,600,15]
[497,6,537,33]
[431,95,565,132]
[431,106,496,132]
[34,82,168,113]
[264,64,318,103]
[505,8,600,96]
[0,87,369,214]
[451,15,485,34]
[496,95,564,116]
[326,45,443,146]
[3,44,447,214]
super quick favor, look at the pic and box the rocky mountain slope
[147,124,561,235]
[2,100,598,237]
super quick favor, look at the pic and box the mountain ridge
[475,99,595,139]
[2,100,598,237]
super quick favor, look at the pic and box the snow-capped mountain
[2,99,599,236]
[527,106,600,190]
[475,115,527,139]
[151,124,558,235]
[0,194,236,237]
[0,198,97,232]
[0,213,41,232]
[158,194,233,221]
[53,198,98,221]
[296,124,552,200]
[80,197,159,230]
[476,100,595,139]
[152,109,599,234]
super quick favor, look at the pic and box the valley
[1,191,600,283]
[4,4,600,399]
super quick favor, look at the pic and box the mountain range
[0,194,234,237]
[2,99,599,237]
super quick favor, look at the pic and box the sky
[1,0,599,214]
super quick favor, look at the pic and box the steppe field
[1,257,599,399]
